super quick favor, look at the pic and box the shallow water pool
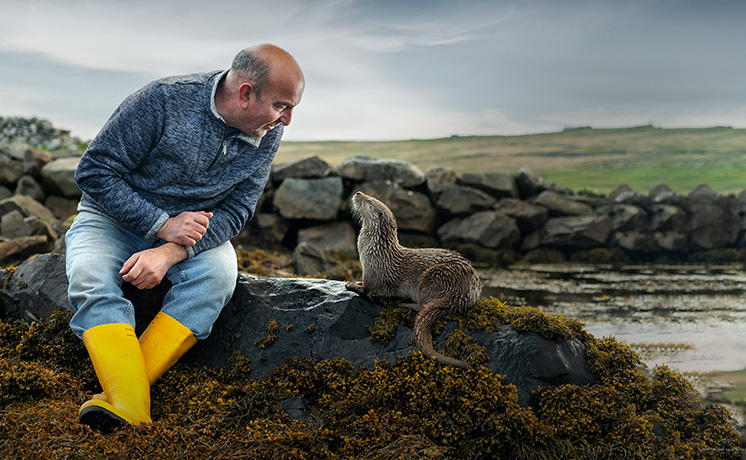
[480,264,746,373]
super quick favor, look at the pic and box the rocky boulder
[684,184,741,250]
[532,191,593,217]
[272,155,331,182]
[540,215,613,250]
[0,145,26,187]
[40,157,82,198]
[493,198,549,233]
[0,116,82,150]
[1,253,595,407]
[273,177,343,221]
[459,172,519,199]
[514,166,542,199]
[424,165,457,196]
[598,204,648,232]
[351,182,438,233]
[334,157,425,188]
[291,242,333,276]
[436,184,496,217]
[297,221,358,255]
[438,211,521,249]
[649,204,687,232]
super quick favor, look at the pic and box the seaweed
[0,306,740,459]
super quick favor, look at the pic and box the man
[65,44,304,431]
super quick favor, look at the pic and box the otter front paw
[345,281,366,295]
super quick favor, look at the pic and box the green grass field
[276,125,746,195]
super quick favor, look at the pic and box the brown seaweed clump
[1,303,741,459]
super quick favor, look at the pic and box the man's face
[241,74,304,138]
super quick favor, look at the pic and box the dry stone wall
[256,155,746,267]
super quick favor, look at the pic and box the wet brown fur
[346,191,482,369]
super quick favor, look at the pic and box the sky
[0,0,744,142]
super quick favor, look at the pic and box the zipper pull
[223,140,227,155]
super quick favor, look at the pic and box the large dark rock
[424,165,457,196]
[1,253,595,407]
[40,157,82,198]
[649,204,687,232]
[532,191,593,217]
[0,194,58,225]
[291,242,333,277]
[0,145,26,188]
[597,204,648,232]
[334,157,425,188]
[436,184,496,216]
[273,177,343,220]
[233,212,290,247]
[297,222,357,256]
[351,182,438,234]
[459,172,518,199]
[514,166,542,199]
[437,211,520,249]
[272,155,331,182]
[0,253,70,321]
[684,184,741,250]
[608,231,654,252]
[540,215,613,250]
[469,324,594,406]
[493,198,549,233]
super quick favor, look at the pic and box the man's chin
[248,124,278,138]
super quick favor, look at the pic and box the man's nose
[279,107,293,126]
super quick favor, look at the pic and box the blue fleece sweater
[75,70,283,258]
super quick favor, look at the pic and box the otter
[345,191,482,369]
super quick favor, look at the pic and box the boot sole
[79,405,128,433]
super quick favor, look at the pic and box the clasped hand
[155,210,213,246]
[120,211,212,290]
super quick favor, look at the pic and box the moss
[0,309,740,459]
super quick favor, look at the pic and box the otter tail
[413,299,473,370]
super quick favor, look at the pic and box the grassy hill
[276,125,746,195]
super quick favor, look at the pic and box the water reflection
[480,264,746,372]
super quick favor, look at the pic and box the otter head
[350,191,398,234]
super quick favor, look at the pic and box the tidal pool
[479,264,746,373]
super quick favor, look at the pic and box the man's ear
[238,83,253,109]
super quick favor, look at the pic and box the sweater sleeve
[74,82,171,238]
[186,125,283,258]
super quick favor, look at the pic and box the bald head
[230,44,304,100]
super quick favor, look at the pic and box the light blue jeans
[65,211,238,340]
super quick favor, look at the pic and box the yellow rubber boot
[79,323,152,431]
[138,312,197,384]
[91,312,196,403]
